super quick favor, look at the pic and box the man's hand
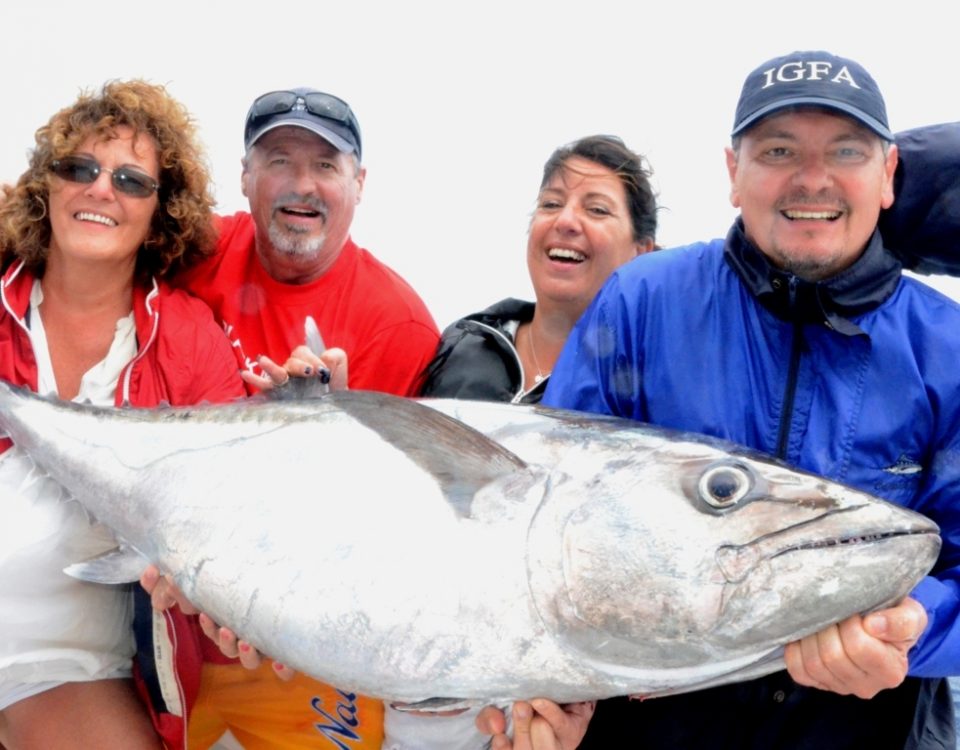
[784,596,927,698]
[476,700,595,750]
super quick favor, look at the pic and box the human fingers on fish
[835,612,912,698]
[784,622,852,693]
[169,579,199,614]
[513,701,567,750]
[864,596,927,646]
[786,613,910,699]
[258,354,291,386]
[236,641,263,670]
[140,564,161,596]
[529,699,594,749]
[823,601,920,699]
[197,612,218,642]
[318,346,347,390]
[199,613,297,681]
[240,370,274,392]
[240,355,289,393]
[476,705,508,737]
[217,627,242,661]
[813,619,873,695]
[143,567,198,614]
[529,715,563,750]
[285,345,337,387]
[198,614,245,661]
[511,702,536,749]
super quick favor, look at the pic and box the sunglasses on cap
[50,155,160,199]
[245,90,361,150]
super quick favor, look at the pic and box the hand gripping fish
[0,382,940,705]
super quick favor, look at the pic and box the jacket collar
[2,259,162,404]
[723,219,902,336]
[464,297,536,328]
[3,259,161,344]
[1,260,34,323]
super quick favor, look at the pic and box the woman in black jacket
[420,135,659,404]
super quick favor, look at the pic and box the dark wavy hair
[540,134,658,244]
[0,79,216,280]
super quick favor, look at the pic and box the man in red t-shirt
[183,87,439,398]
[135,88,440,750]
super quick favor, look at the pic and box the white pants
[0,448,134,710]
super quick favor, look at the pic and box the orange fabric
[188,662,383,750]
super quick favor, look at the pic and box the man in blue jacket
[542,49,959,749]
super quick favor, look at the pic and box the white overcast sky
[4,1,958,328]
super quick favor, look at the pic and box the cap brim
[246,118,356,153]
[732,97,893,141]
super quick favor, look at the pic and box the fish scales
[0,382,941,704]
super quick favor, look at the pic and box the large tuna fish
[0,381,940,704]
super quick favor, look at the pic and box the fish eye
[698,463,752,509]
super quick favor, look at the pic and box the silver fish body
[0,383,941,703]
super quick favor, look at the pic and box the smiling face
[527,156,650,320]
[46,126,159,273]
[726,109,898,281]
[242,126,365,284]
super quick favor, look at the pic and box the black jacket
[881,121,960,276]
[419,298,547,404]
[580,674,955,750]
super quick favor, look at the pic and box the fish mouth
[715,511,939,584]
[710,519,940,652]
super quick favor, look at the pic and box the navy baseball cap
[731,51,892,141]
[243,88,362,159]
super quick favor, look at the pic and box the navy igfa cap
[243,88,362,159]
[731,51,892,141]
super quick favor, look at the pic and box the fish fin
[304,315,326,355]
[388,697,476,713]
[329,391,530,515]
[64,546,150,584]
[303,315,331,392]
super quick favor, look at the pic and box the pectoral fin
[65,546,150,584]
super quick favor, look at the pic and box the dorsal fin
[326,391,528,514]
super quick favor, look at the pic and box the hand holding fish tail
[784,596,926,699]
[478,700,594,750]
[197,613,295,680]
[140,565,198,615]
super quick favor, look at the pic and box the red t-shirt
[179,212,439,396]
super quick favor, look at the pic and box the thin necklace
[526,325,549,384]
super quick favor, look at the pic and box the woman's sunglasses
[50,155,160,199]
